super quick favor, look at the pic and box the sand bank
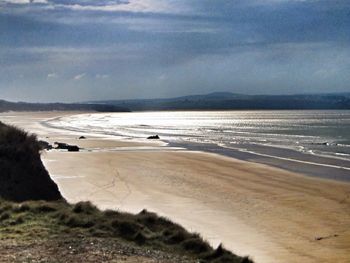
[1,112,350,263]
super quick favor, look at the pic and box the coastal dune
[2,112,350,263]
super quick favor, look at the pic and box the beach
[1,111,350,263]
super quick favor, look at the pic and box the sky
[1,0,350,102]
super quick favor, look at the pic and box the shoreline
[43,111,350,183]
[169,141,350,182]
[1,111,350,262]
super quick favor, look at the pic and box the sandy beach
[1,111,350,263]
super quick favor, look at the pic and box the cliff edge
[0,121,62,201]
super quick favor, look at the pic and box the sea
[46,110,350,181]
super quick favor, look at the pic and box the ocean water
[46,110,350,179]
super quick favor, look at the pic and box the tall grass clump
[0,122,62,202]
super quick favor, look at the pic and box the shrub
[166,230,190,244]
[13,203,31,213]
[14,216,25,225]
[0,212,10,221]
[103,209,120,218]
[73,201,98,215]
[118,221,141,238]
[29,202,58,213]
[64,215,95,228]
[134,231,147,245]
[181,237,211,254]
[205,244,225,259]
[137,210,178,233]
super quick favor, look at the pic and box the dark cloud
[0,0,349,102]
[48,0,126,6]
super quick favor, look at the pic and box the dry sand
[1,112,350,263]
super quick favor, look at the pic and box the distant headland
[88,92,350,111]
[0,100,129,113]
[2,92,350,113]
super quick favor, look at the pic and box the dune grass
[0,199,252,262]
[0,122,62,202]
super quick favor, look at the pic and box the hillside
[89,92,350,111]
[0,122,62,202]
[0,122,252,263]
[0,100,129,113]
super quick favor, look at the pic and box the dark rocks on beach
[38,140,53,150]
[67,145,80,152]
[54,142,69,149]
[54,142,80,152]
[147,135,160,140]
[79,136,86,139]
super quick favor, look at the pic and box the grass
[0,199,253,262]
[0,122,62,202]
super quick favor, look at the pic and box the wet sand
[1,112,350,263]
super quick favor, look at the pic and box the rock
[54,142,70,150]
[67,145,80,152]
[147,135,160,140]
[79,136,86,139]
[54,142,80,152]
[38,140,53,150]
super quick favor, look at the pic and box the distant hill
[0,100,130,113]
[2,92,350,112]
[88,92,350,111]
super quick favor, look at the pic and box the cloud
[2,0,48,4]
[96,74,109,79]
[73,73,86,80]
[47,72,58,78]
[0,0,349,102]
[158,74,167,81]
[1,0,188,14]
[53,0,176,13]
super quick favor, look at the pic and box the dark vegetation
[0,122,253,262]
[0,200,252,262]
[0,99,129,112]
[0,122,62,202]
[90,92,350,110]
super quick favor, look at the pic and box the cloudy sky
[1,0,349,102]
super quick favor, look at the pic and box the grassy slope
[0,122,253,263]
[0,200,252,262]
[0,122,61,201]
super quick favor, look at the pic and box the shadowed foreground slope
[0,122,253,263]
[0,122,62,201]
